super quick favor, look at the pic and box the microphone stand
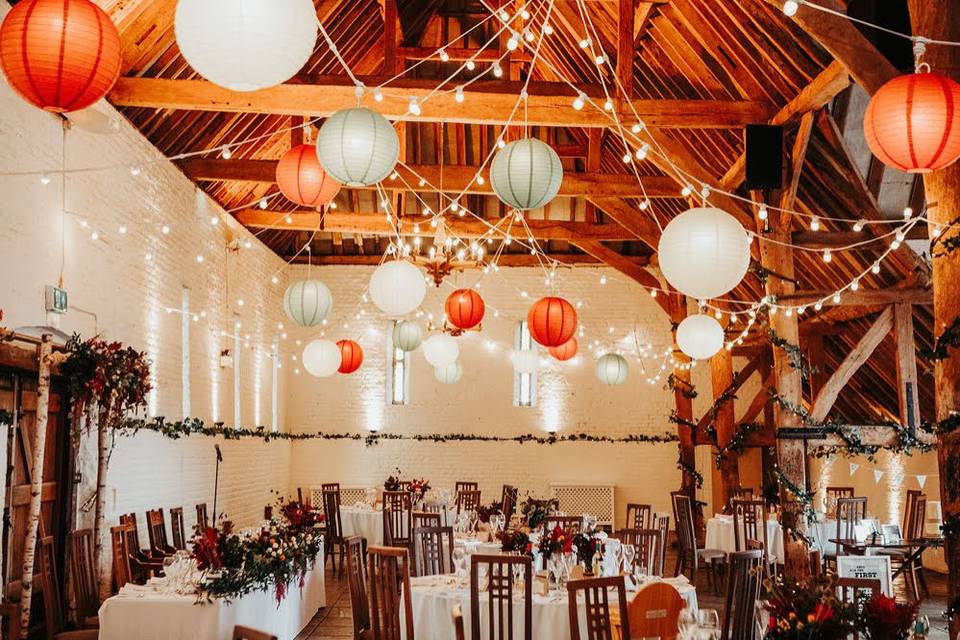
[212,444,223,525]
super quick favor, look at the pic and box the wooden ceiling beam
[236,209,642,241]
[777,287,931,306]
[792,227,929,248]
[573,240,675,315]
[177,159,681,198]
[285,253,645,267]
[109,77,774,128]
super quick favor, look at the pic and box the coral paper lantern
[276,144,341,207]
[0,0,122,113]
[336,340,363,374]
[527,297,577,347]
[445,289,485,330]
[864,71,960,173]
[549,337,578,361]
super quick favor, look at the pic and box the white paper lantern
[595,353,628,385]
[174,0,318,92]
[316,108,400,186]
[283,279,333,327]
[393,320,423,352]
[489,138,563,210]
[422,334,459,367]
[368,260,426,317]
[510,349,539,373]
[657,207,751,300]
[676,314,724,360]
[434,362,463,384]
[302,339,341,377]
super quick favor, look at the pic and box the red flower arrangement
[538,525,574,560]
[859,593,918,640]
[764,575,854,640]
[497,528,533,555]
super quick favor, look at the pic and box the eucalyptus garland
[677,458,703,489]
[922,412,960,437]
[772,468,816,546]
[922,315,960,361]
[669,411,698,431]
[666,374,698,399]
[767,328,817,377]
[115,416,678,447]
[0,409,11,427]
[714,422,762,468]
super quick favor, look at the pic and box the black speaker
[745,124,783,191]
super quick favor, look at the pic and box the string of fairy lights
[3,0,958,388]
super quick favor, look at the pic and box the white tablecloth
[98,546,325,640]
[705,516,785,563]
[340,506,384,545]
[400,574,696,640]
[808,518,880,557]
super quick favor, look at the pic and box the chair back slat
[722,550,764,640]
[412,511,442,530]
[470,553,532,640]
[543,515,582,535]
[368,545,413,640]
[70,528,98,618]
[671,493,697,570]
[39,535,64,638]
[455,489,482,515]
[656,514,670,576]
[146,509,172,556]
[344,536,371,638]
[626,581,683,640]
[567,576,629,640]
[412,526,454,577]
[196,503,209,530]
[625,503,652,529]
[836,497,868,553]
[383,491,413,546]
[323,489,344,542]
[456,481,479,494]
[617,528,662,576]
[501,485,518,522]
[826,487,855,518]
[110,524,133,591]
[169,507,186,550]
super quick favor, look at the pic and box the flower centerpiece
[764,575,854,640]
[538,525,574,561]
[408,478,430,505]
[859,593,919,640]
[383,470,402,492]
[572,527,602,569]
[475,501,504,524]
[520,495,559,529]
[497,527,533,555]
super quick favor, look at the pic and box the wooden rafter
[776,287,932,307]
[573,240,674,314]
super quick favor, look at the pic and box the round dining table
[705,514,882,561]
[339,505,384,545]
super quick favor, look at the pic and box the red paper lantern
[336,340,363,374]
[445,288,485,330]
[864,71,960,173]
[527,296,577,347]
[276,144,342,208]
[549,337,578,361]
[0,0,122,113]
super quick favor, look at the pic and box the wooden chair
[0,602,21,640]
[110,525,133,591]
[567,576,630,640]
[825,487,855,517]
[625,503,652,529]
[501,485,518,522]
[196,503,209,530]
[412,511,441,531]
[452,604,465,640]
[69,529,99,626]
[828,497,868,568]
[721,550,764,640]
[323,488,346,573]
[169,507,186,550]
[837,577,881,640]
[728,487,754,510]
[618,581,683,640]
[470,554,532,640]
[655,514,670,578]
[732,499,774,575]
[671,492,724,593]
[367,546,413,640]
[617,529,662,576]
[146,509,176,556]
[344,536,371,640]
[319,483,339,513]
[39,536,99,640]
[383,491,413,548]
[456,481,479,494]
[455,489,482,515]
[119,513,152,561]
[232,626,278,640]
[121,524,163,583]
[412,526,454,577]
[544,515,582,534]
[882,492,928,600]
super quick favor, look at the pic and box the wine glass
[697,609,721,640]
[453,547,467,578]
[677,608,698,640]
[622,544,636,582]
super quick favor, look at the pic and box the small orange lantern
[276,144,342,208]
[527,297,577,347]
[549,337,578,361]
[336,340,363,374]
[445,288,485,330]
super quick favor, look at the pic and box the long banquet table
[98,544,325,640]
[705,514,881,561]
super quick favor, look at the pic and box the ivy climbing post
[711,345,740,511]
[668,295,703,531]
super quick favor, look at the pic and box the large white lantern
[658,207,751,300]
[510,349,539,374]
[434,362,463,385]
[368,261,427,317]
[596,353,628,385]
[489,138,563,210]
[393,320,423,352]
[676,314,724,360]
[316,108,400,186]
[174,0,318,92]
[283,279,333,327]
[302,339,341,377]
[422,334,459,367]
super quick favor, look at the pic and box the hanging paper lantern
[489,138,563,210]
[676,314,724,360]
[434,362,463,385]
[0,0,122,113]
[302,339,341,377]
[445,289,485,330]
[864,71,960,173]
[422,334,459,367]
[510,349,539,374]
[368,260,426,317]
[596,353,628,385]
[549,337,578,361]
[658,207,751,301]
[276,144,341,208]
[527,297,577,347]
[393,320,422,352]
[336,340,363,374]
[283,279,332,327]
[174,0,317,92]
[316,108,400,186]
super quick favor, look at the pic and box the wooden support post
[382,0,399,75]
[18,335,52,638]
[668,296,702,532]
[893,303,920,432]
[906,3,960,633]
[711,346,740,511]
[616,0,635,98]
[584,130,602,223]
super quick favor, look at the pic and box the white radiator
[550,484,615,528]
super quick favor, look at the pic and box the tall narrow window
[270,336,279,432]
[180,287,191,418]
[233,314,241,428]
[386,322,411,405]
[513,320,537,407]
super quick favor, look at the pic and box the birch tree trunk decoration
[95,398,113,601]
[18,334,53,639]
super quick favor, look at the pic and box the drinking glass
[622,544,636,579]
[453,548,467,578]
[677,609,698,640]
[697,609,721,640]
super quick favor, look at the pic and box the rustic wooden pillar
[906,3,960,633]
[668,296,703,531]
[711,346,740,511]
[892,303,920,432]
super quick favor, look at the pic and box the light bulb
[853,220,864,232]
[196,254,204,263]
[259,198,268,209]
[506,36,519,51]
[933,226,943,237]
[373,88,383,102]
[604,99,614,111]
[573,92,586,110]
[579,38,591,49]
[600,275,607,285]
[244,240,252,249]
[524,29,534,42]
[492,62,503,78]
[681,185,692,197]
[476,174,485,185]
[520,8,530,19]
[455,86,465,103]
[814,301,823,311]
[850,279,860,291]
[595,54,606,66]
[221,146,232,159]
[544,23,553,35]
[783,0,799,16]
[465,59,475,70]
[634,143,649,160]
[161,224,170,235]
[758,205,768,221]
[90,231,99,241]
[810,217,820,231]
[408,97,421,115]
[284,214,293,224]
[130,166,141,176]
[903,206,913,219]
[639,199,650,211]
[872,262,881,274]
[822,249,832,262]
[891,239,901,249]
[40,173,51,185]
[210,216,219,225]
[622,152,632,163]
[832,293,841,304]
[118,225,127,234]
[497,138,506,149]
[438,49,449,62]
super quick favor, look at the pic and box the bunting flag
[917,475,928,489]
[874,469,885,484]
[849,463,860,475]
